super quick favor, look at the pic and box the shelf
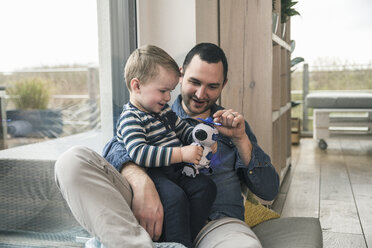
[272,33,291,51]
[280,156,291,184]
[272,102,291,122]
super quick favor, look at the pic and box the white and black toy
[182,117,220,178]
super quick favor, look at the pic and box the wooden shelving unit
[134,0,293,187]
[219,0,292,186]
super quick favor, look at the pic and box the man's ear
[131,78,141,92]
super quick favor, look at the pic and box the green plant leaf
[291,57,304,67]
[290,40,296,53]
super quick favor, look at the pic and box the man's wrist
[233,135,253,165]
[121,162,148,189]
[232,134,249,147]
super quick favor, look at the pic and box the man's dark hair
[182,43,228,83]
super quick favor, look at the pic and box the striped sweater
[116,102,194,168]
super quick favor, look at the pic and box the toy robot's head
[192,123,218,147]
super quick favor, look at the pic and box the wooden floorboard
[323,231,367,248]
[319,151,362,234]
[281,139,320,218]
[342,141,372,240]
[279,138,372,248]
[366,235,372,248]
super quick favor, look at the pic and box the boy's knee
[166,185,189,205]
[195,175,217,200]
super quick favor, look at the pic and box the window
[0,0,100,149]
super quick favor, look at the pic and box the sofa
[0,157,322,248]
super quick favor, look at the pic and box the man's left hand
[213,109,253,165]
[213,109,246,143]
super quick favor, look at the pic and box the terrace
[1,1,372,247]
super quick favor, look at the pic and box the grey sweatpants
[54,146,262,248]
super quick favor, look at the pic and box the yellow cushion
[244,192,280,227]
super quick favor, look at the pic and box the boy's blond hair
[124,45,180,91]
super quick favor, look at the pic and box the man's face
[180,55,226,118]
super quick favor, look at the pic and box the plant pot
[281,22,286,39]
[272,13,279,34]
[7,109,63,138]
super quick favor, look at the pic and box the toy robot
[182,117,220,178]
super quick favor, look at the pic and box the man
[55,43,279,248]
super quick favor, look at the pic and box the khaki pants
[54,146,153,248]
[194,217,262,248]
[55,146,262,248]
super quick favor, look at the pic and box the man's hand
[213,109,246,142]
[213,109,253,165]
[121,163,163,241]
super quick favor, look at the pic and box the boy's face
[180,55,226,118]
[135,65,179,113]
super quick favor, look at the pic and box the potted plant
[6,78,63,138]
[280,0,300,38]
[272,0,279,34]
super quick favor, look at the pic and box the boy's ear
[131,78,141,92]
[179,67,184,84]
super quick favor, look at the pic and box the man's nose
[195,86,206,99]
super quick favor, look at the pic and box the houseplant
[280,0,300,38]
[272,0,279,34]
[6,78,63,138]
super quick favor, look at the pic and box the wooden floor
[272,138,372,248]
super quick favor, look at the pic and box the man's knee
[54,146,95,188]
[194,217,262,248]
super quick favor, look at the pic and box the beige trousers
[54,146,153,248]
[55,146,262,248]
[194,217,262,248]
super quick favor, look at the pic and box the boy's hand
[181,145,203,164]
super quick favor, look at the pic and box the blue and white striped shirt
[116,102,194,168]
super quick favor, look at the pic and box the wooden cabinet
[219,0,292,187]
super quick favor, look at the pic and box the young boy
[116,45,217,247]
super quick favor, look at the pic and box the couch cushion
[252,217,322,248]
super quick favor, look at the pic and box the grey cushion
[306,92,372,109]
[253,217,322,248]
[0,159,90,247]
[0,159,80,232]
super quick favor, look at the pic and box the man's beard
[182,93,211,116]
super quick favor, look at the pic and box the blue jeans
[148,166,217,248]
